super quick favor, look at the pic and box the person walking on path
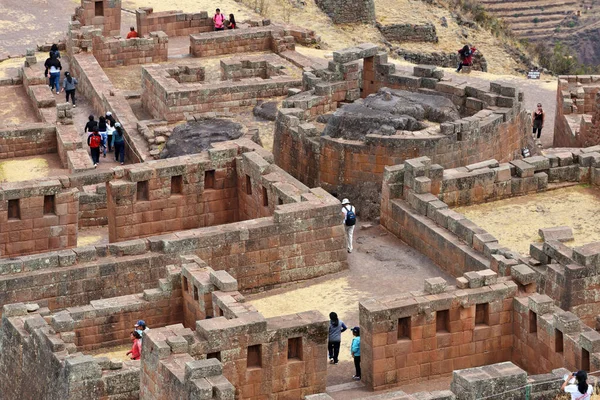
[213,9,226,31]
[105,112,116,153]
[61,72,78,107]
[87,130,102,167]
[561,371,592,400]
[44,55,62,94]
[127,27,139,39]
[112,122,125,165]
[126,331,142,360]
[84,115,97,134]
[456,45,476,73]
[350,327,361,380]
[98,116,108,158]
[341,198,356,253]
[328,312,347,365]
[532,103,545,140]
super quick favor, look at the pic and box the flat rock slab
[539,226,574,242]
[160,119,244,158]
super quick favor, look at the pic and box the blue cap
[135,320,146,327]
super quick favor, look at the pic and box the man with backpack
[87,130,102,167]
[341,198,356,253]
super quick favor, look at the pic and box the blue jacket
[329,320,347,342]
[351,336,360,356]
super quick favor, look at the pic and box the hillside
[478,0,600,65]
[122,0,529,75]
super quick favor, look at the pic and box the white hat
[341,198,350,205]
[106,111,112,116]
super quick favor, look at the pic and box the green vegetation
[528,41,600,74]
[533,17,540,23]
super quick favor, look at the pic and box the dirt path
[247,224,453,387]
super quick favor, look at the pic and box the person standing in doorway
[213,9,226,31]
[350,327,361,380]
[341,198,356,253]
[87,130,102,167]
[112,122,125,165]
[61,72,78,107]
[328,312,347,365]
[532,103,545,140]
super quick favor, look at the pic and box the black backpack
[344,205,356,226]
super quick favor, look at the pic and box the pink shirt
[213,13,225,29]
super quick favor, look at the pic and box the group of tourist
[328,312,361,380]
[213,9,236,30]
[126,320,150,360]
[85,112,126,167]
[44,44,78,106]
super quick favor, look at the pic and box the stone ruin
[2,0,600,398]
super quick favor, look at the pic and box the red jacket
[459,47,476,65]
[130,339,141,360]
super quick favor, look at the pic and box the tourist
[328,312,347,365]
[341,198,356,253]
[350,327,361,380]
[49,43,61,59]
[135,320,149,337]
[213,9,226,31]
[561,371,592,400]
[456,45,476,73]
[112,122,125,165]
[126,26,139,39]
[532,103,545,140]
[44,55,62,95]
[61,72,78,107]
[126,331,142,360]
[227,14,236,29]
[98,116,108,158]
[87,130,102,167]
[84,115,97,133]
[105,112,116,153]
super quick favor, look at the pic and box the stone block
[464,271,483,288]
[510,160,535,178]
[510,264,536,286]
[424,277,447,294]
[209,270,238,292]
[528,294,553,315]
[166,335,189,353]
[539,226,573,243]
[51,311,75,332]
[554,311,581,334]
[185,358,223,381]
[580,330,600,353]
[478,269,497,286]
[572,242,600,268]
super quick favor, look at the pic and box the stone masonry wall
[315,0,375,24]
[136,8,214,37]
[0,123,57,159]
[79,184,108,227]
[0,179,78,257]
[377,23,438,43]
[359,270,515,391]
[75,0,121,36]
[92,31,168,68]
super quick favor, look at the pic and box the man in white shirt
[341,198,356,253]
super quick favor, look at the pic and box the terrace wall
[92,31,168,68]
[0,123,57,159]
[136,8,214,37]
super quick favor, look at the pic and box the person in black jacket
[44,56,62,94]
[84,115,98,134]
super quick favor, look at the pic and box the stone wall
[79,184,108,227]
[92,31,168,68]
[378,23,438,43]
[360,270,515,391]
[396,49,488,72]
[315,0,375,24]
[274,45,529,219]
[553,75,600,148]
[0,123,57,159]
[0,179,78,257]
[190,26,295,58]
[136,8,214,37]
[74,0,121,36]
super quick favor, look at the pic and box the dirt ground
[247,225,453,387]
[0,86,39,126]
[87,343,132,362]
[78,226,109,247]
[0,154,66,182]
[454,185,600,255]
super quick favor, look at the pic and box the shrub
[533,17,540,23]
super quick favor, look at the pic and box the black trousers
[90,147,100,164]
[66,89,76,105]
[533,121,543,139]
[328,341,341,363]
[354,355,361,377]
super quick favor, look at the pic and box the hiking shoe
[329,360,335,364]
[353,376,361,380]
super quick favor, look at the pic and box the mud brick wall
[92,31,168,68]
[136,8,214,37]
[377,23,438,43]
[0,246,170,312]
[141,62,301,122]
[0,180,78,257]
[0,304,140,400]
[75,0,122,36]
[79,184,108,227]
[511,293,600,375]
[0,123,57,159]
[107,152,238,242]
[359,273,516,391]
[315,0,375,24]
[190,26,295,58]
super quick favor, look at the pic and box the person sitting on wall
[456,44,477,73]
[213,8,226,31]
[126,26,139,39]
[126,331,142,360]
[227,14,236,29]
